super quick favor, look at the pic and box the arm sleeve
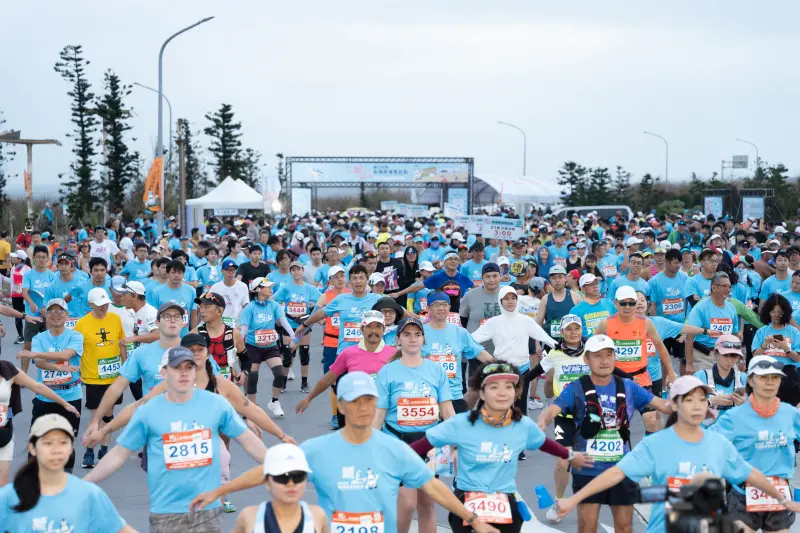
[471,321,492,344]
[539,437,570,459]
[524,316,557,347]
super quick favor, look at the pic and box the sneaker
[268,400,285,418]
[301,383,310,394]
[545,503,562,524]
[287,368,296,380]
[222,499,237,513]
[82,448,95,469]
[518,451,526,461]
[528,397,544,410]
[13,336,23,345]
[98,447,108,461]
[330,415,340,430]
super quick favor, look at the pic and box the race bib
[287,302,307,316]
[710,317,733,335]
[614,340,643,362]
[662,298,684,316]
[331,314,341,328]
[254,329,279,346]
[222,316,235,327]
[343,322,363,343]
[447,313,461,326]
[332,511,384,533]
[98,356,121,379]
[550,321,562,339]
[420,297,428,310]
[11,283,21,294]
[43,362,72,386]
[463,492,513,525]
[602,264,618,278]
[429,354,457,378]
[64,317,78,330]
[472,279,484,287]
[586,429,624,462]
[666,476,692,510]
[181,309,189,328]
[554,257,567,267]
[0,405,7,427]
[397,397,439,426]
[646,338,655,357]
[162,428,213,470]
[220,366,233,381]
[746,477,791,512]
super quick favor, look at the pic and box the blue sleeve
[274,301,285,321]
[663,320,684,340]
[68,331,84,356]
[88,485,127,533]
[437,366,453,403]
[553,382,576,415]
[314,269,325,284]
[117,407,149,451]
[617,437,656,482]
[685,276,698,298]
[119,351,141,383]
[758,279,770,300]
[693,369,709,384]
[31,334,44,353]
[218,397,248,439]
[524,417,547,450]
[461,328,485,359]
[751,327,766,352]
[273,287,287,304]
[686,305,704,328]
[309,286,322,303]
[707,408,736,436]
[628,381,655,412]
[648,278,660,302]
[423,273,440,290]
[426,416,459,447]
[239,304,253,328]
[791,327,800,351]
[732,310,740,333]
[376,367,390,410]
[22,271,32,290]
[721,437,753,484]
[324,297,340,317]
[397,441,435,489]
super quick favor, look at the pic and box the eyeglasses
[482,363,515,375]
[159,313,184,322]
[750,360,784,372]
[270,471,308,485]
[47,308,67,315]
[617,300,637,307]
[712,284,731,290]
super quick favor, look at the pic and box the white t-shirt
[210,280,250,322]
[119,237,134,261]
[133,303,158,336]
[109,304,136,352]
[90,239,120,264]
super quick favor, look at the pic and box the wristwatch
[702,328,708,336]
[567,449,575,462]
[20,313,26,320]
[466,512,480,525]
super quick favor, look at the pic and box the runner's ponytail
[388,349,402,363]
[205,358,217,392]
[12,443,40,512]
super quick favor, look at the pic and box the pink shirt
[330,344,395,377]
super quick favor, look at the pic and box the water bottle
[534,484,554,509]
[514,492,531,521]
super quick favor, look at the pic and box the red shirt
[15,233,31,249]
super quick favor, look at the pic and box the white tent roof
[186,176,263,209]
[476,174,561,200]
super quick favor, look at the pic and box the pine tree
[238,147,262,189]
[0,110,14,220]
[95,70,137,213]
[54,45,99,221]
[204,103,242,183]
[180,120,207,198]
[612,166,631,205]
[588,166,611,204]
[637,173,656,211]
[556,161,589,206]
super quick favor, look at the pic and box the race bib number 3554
[397,397,439,426]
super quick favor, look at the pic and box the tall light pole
[643,131,669,184]
[497,121,527,175]
[157,16,214,229]
[736,138,760,168]
[134,82,173,171]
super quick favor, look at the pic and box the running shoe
[518,451,526,460]
[330,415,340,430]
[268,400,285,418]
[98,446,108,461]
[287,368,296,380]
[301,383,310,394]
[528,396,545,410]
[222,499,236,513]
[545,503,562,523]
[82,448,95,469]
[14,336,23,345]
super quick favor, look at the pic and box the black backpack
[578,374,631,445]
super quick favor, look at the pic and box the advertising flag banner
[143,156,164,212]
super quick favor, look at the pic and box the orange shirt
[323,287,352,348]
[606,315,650,386]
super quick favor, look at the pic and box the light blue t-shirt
[648,271,689,323]
[420,246,446,265]
[782,291,800,315]
[570,299,617,337]
[751,323,800,367]
[0,475,126,533]
[120,340,169,396]
[142,277,164,301]
[685,273,713,301]
[686,298,740,350]
[196,263,223,291]
[409,287,432,313]
[239,298,285,347]
[648,316,685,382]
[759,274,792,301]
[710,402,800,493]
[300,430,433,533]
[427,413,545,493]
[117,389,247,514]
[22,268,57,315]
[608,275,650,301]
[618,428,753,533]
[459,260,488,282]
[376,359,453,434]
[44,275,85,319]
[32,328,84,402]
[267,270,294,296]
[72,278,113,318]
[274,282,322,329]
[422,323,485,400]
[314,263,348,287]
[694,366,746,398]
[120,258,152,282]
[149,283,197,336]
[183,265,198,284]
[324,293,382,352]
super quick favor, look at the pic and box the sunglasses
[617,301,637,307]
[751,360,784,372]
[364,252,377,258]
[271,471,308,485]
[717,341,742,350]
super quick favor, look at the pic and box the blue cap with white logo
[222,258,238,270]
[337,371,379,401]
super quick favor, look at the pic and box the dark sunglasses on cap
[717,341,742,350]
[618,300,637,307]
[751,359,785,372]
[270,471,308,485]
[364,251,377,258]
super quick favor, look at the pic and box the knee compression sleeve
[271,365,286,389]
[102,415,114,424]
[299,345,311,366]
[281,345,293,368]
[247,370,260,395]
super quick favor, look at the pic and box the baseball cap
[195,291,225,307]
[669,375,714,400]
[481,263,500,276]
[426,291,451,306]
[451,232,464,241]
[289,260,305,270]
[46,298,68,311]
[396,316,424,336]
[249,277,274,291]
[180,333,208,348]
[774,225,788,234]
[157,301,185,319]
[714,335,744,356]
[125,227,135,234]
[361,310,385,326]
[368,273,385,286]
[337,371,379,401]
[412,236,424,243]
[584,334,615,352]
[529,277,546,293]
[747,355,786,377]
[614,286,638,301]
[497,256,510,266]
[126,281,146,296]
[443,251,459,261]
[579,273,598,287]
[419,261,435,272]
[560,314,583,332]
[29,414,74,440]
[549,265,567,276]
[56,253,74,264]
[87,287,112,306]
[159,346,196,369]
[110,276,131,294]
[221,258,238,270]
[12,250,28,261]
[328,265,345,279]
[263,443,312,477]
[626,237,643,246]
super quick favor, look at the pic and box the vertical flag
[23,170,31,197]
[143,156,163,212]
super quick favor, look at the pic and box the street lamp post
[736,138,760,168]
[134,82,173,171]
[497,121,527,175]
[643,131,669,184]
[157,16,214,230]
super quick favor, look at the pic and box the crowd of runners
[1,208,800,532]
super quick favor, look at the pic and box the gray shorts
[727,487,795,532]
[149,508,222,533]
[24,319,46,343]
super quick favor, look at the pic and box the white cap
[12,250,28,260]
[248,277,274,292]
[549,265,567,276]
[368,272,385,286]
[560,314,583,332]
[451,231,464,241]
[768,239,781,246]
[585,334,615,352]
[325,266,344,281]
[125,227,135,234]
[126,281,146,296]
[747,355,786,377]
[659,240,672,249]
[774,225,788,234]
[419,261,435,272]
[263,443,312,477]
[669,375,714,399]
[626,237,643,246]
[579,273,598,287]
[361,310,385,326]
[367,231,378,238]
[614,286,638,301]
[497,256,510,266]
[88,287,112,306]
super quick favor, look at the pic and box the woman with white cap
[231,443,328,533]
[709,355,800,533]
[7,249,31,344]
[555,375,800,532]
[0,413,137,533]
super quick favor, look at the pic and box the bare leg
[577,503,601,533]
[555,455,571,498]
[609,505,633,533]
[397,486,418,533]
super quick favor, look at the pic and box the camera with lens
[638,477,743,533]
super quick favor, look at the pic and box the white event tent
[185,176,265,230]
[473,174,561,213]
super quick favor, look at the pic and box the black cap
[156,302,184,320]
[481,262,500,275]
[180,333,207,348]
[396,316,424,335]
[194,292,225,307]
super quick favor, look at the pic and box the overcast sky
[1,1,798,197]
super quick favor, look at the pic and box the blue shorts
[323,346,338,374]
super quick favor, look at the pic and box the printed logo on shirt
[477,441,513,463]
[665,287,681,297]
[256,312,273,323]
[95,328,115,347]
[482,302,501,320]
[756,430,789,450]
[338,466,380,490]
[30,516,73,533]
[403,381,432,397]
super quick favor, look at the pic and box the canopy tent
[186,176,264,209]
[473,174,561,213]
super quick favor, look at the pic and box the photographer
[554,375,800,532]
